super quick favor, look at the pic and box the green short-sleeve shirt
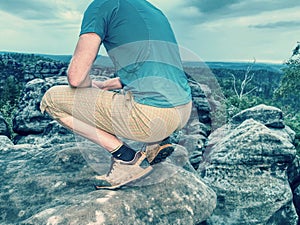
[80,0,192,107]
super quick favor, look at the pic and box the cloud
[0,0,58,20]
[190,0,239,13]
[250,20,300,29]
[1,0,299,62]
[0,0,90,54]
[0,0,88,22]
[182,0,300,23]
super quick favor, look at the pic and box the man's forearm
[67,33,101,88]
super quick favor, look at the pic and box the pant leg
[40,85,116,134]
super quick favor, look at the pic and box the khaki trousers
[40,85,192,143]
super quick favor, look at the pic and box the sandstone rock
[0,53,69,86]
[288,155,300,217]
[231,104,284,128]
[180,133,207,170]
[179,83,212,170]
[3,53,300,224]
[13,77,68,135]
[0,54,23,78]
[23,167,216,225]
[294,185,300,221]
[0,140,216,225]
[36,60,64,77]
[199,119,298,224]
[189,82,211,124]
[22,59,67,81]
[0,135,14,149]
[15,120,74,146]
[0,113,9,137]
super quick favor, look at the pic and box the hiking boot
[94,151,152,190]
[146,138,174,165]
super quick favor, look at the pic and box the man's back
[82,0,176,49]
[81,0,192,107]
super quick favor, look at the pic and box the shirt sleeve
[80,0,116,40]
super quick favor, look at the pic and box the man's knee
[40,86,58,111]
[40,85,70,117]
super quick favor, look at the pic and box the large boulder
[231,104,284,128]
[0,136,216,225]
[199,105,298,224]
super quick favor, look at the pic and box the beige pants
[40,85,191,143]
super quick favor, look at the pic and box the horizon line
[0,50,285,64]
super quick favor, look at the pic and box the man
[40,0,192,189]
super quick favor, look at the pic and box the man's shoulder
[84,0,120,18]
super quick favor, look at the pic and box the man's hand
[92,78,123,90]
[92,80,106,90]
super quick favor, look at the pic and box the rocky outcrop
[0,130,216,225]
[189,82,211,124]
[2,73,218,224]
[288,155,300,217]
[0,53,68,87]
[2,53,300,224]
[0,54,23,79]
[176,81,215,170]
[0,113,9,137]
[199,105,298,224]
[179,108,211,170]
[23,60,67,82]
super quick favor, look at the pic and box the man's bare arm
[67,33,101,88]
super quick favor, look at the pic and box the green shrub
[282,110,300,154]
[225,95,267,118]
[0,76,23,137]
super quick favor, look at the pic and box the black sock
[112,144,136,161]
[161,136,171,145]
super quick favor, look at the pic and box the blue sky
[0,0,300,63]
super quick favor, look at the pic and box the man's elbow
[67,71,81,88]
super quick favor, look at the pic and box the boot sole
[149,145,174,165]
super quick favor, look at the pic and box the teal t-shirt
[80,0,192,108]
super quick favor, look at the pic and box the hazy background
[0,0,300,63]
